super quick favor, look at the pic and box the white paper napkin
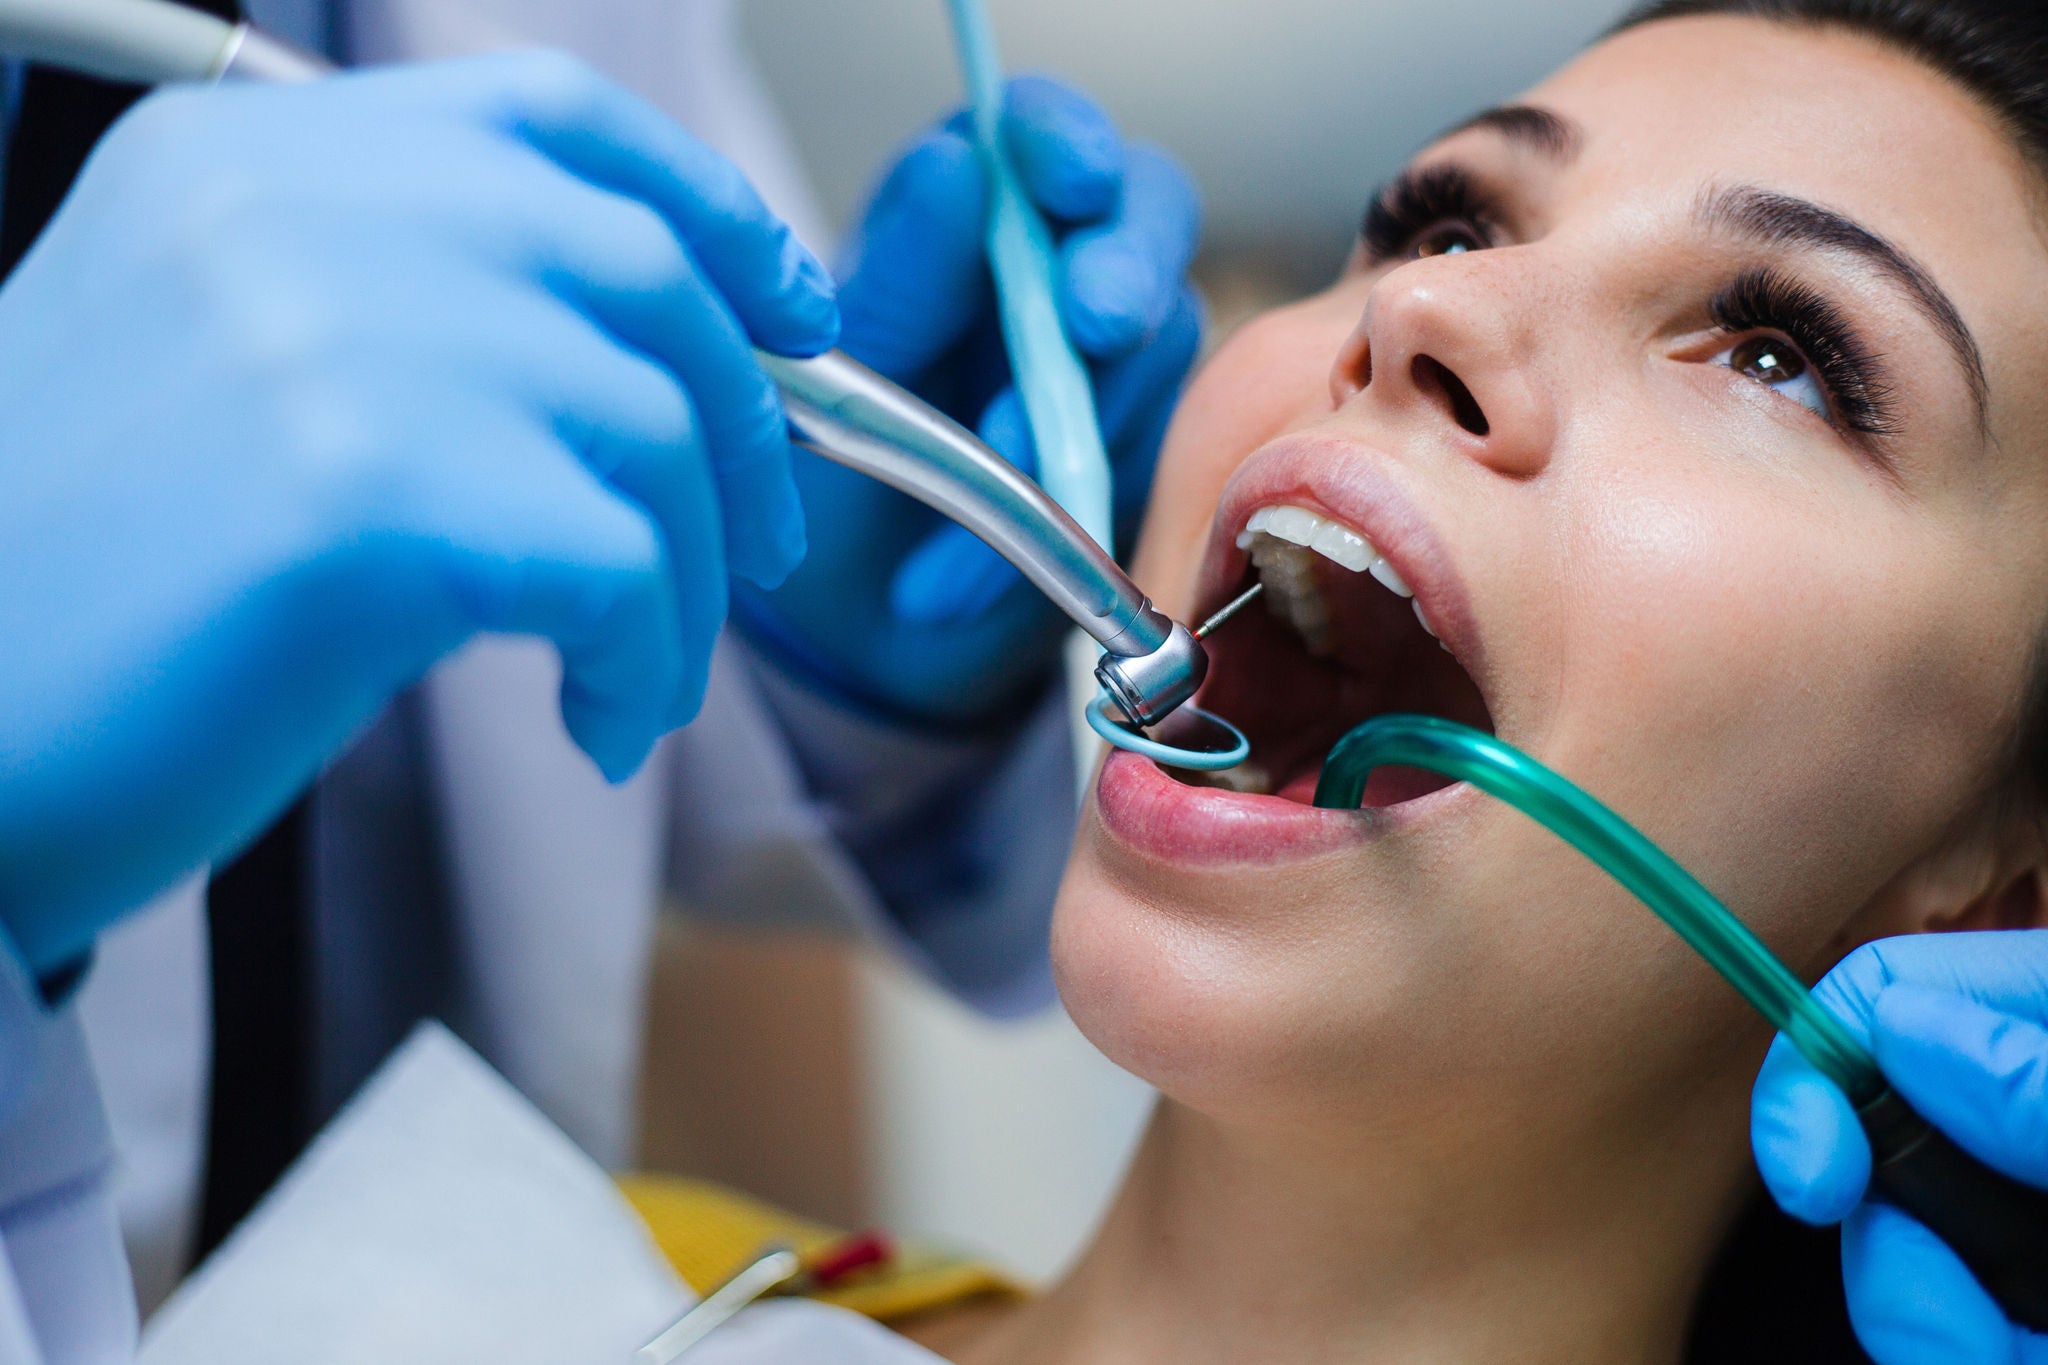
[139,1022,691,1365]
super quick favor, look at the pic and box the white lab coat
[0,3,1078,1359]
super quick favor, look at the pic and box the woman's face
[1054,16,2048,1140]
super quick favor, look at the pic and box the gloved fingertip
[1003,75,1122,221]
[1064,244,1159,359]
[732,529,805,592]
[1753,1059,1871,1224]
[758,246,841,357]
[795,246,836,299]
[597,742,653,785]
[1841,1203,2016,1364]
[665,663,712,732]
[789,293,843,358]
[564,698,657,785]
[890,527,1021,624]
[727,480,808,591]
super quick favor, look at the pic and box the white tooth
[1413,599,1439,639]
[1247,532,1332,654]
[1368,557,1413,598]
[1262,505,1321,546]
[1244,507,1276,536]
[1203,763,1272,795]
[1235,529,1254,550]
[1309,521,1376,572]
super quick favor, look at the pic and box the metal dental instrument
[0,0,324,84]
[1195,581,1265,640]
[760,350,1214,730]
[636,1246,802,1365]
[0,0,1250,760]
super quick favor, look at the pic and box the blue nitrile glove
[1751,931,2048,1364]
[0,52,838,975]
[737,75,1202,727]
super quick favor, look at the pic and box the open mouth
[1178,502,1495,807]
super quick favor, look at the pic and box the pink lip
[1197,434,1485,681]
[1093,749,1376,866]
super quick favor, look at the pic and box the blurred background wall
[643,0,1636,1285]
[743,0,1638,288]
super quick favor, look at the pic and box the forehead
[1526,16,2029,218]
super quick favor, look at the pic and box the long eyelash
[1361,164,1497,263]
[1710,268,1899,440]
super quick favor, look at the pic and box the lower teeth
[1195,762,1271,795]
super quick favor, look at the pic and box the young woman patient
[701,1,2048,1359]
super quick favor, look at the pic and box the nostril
[1411,355,1489,437]
[1331,331,1373,404]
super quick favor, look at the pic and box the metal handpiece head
[1094,620,1207,728]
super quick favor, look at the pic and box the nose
[1328,256,1555,479]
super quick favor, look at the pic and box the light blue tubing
[1085,695,1251,772]
[1313,715,1884,1102]
[943,0,1115,553]
[945,0,1253,774]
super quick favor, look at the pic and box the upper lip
[1196,433,1488,686]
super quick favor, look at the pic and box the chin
[1048,818,1454,1123]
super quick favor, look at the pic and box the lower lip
[1092,749,1376,866]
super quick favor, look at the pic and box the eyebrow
[1697,184,1989,432]
[1443,104,1584,162]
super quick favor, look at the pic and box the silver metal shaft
[1195,581,1264,639]
[762,350,1168,658]
[636,1247,801,1365]
[762,351,1207,723]
[0,1,327,84]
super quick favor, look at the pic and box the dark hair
[1601,8,2048,1362]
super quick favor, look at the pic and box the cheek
[1545,468,2024,972]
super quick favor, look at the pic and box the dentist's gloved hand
[0,53,837,975]
[738,76,1202,726]
[1751,931,2048,1364]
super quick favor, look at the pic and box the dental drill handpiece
[0,1,1214,731]
[759,350,1208,727]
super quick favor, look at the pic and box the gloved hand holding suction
[0,52,838,974]
[1752,931,2048,1365]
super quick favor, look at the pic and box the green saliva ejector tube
[1314,714,2048,1331]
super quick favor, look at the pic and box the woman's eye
[1716,334,1829,420]
[1412,223,1485,259]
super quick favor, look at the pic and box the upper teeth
[1234,504,1416,654]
